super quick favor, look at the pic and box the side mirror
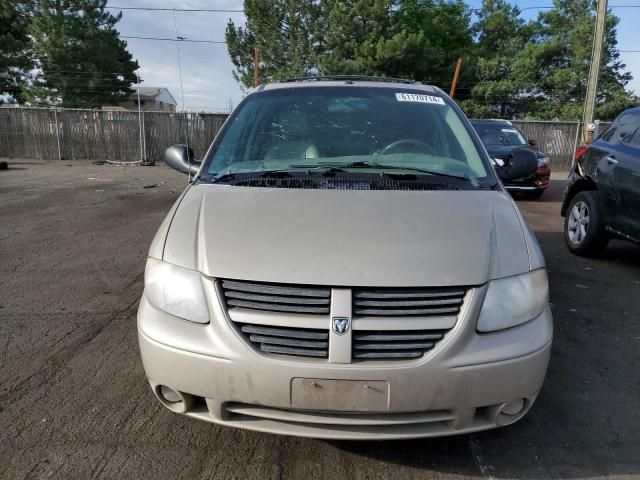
[164,144,201,175]
[500,148,539,181]
[528,139,538,147]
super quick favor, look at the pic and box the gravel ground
[1,161,639,479]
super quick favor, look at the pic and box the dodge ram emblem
[332,317,350,335]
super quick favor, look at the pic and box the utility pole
[449,58,463,98]
[253,48,260,88]
[582,0,608,143]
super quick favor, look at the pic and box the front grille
[238,324,329,358]
[353,287,466,316]
[352,329,446,359]
[221,279,330,314]
[222,279,466,361]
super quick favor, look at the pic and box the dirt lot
[1,161,639,480]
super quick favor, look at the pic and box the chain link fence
[511,120,581,170]
[0,107,609,170]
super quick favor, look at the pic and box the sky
[107,0,640,112]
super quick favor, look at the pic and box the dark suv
[562,107,640,256]
[472,120,551,198]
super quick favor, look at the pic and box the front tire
[564,191,609,257]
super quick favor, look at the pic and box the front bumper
[505,164,551,193]
[137,284,553,440]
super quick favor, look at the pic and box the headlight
[537,156,549,167]
[477,269,548,332]
[144,257,210,323]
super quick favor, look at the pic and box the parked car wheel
[564,191,609,256]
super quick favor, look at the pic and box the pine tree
[0,0,34,103]
[28,0,139,108]
[513,0,636,120]
[392,0,473,86]
[226,0,320,89]
[464,0,534,118]
[317,0,407,75]
[226,0,473,86]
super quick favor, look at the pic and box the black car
[472,119,551,198]
[562,107,640,256]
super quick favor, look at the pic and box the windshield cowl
[200,168,490,191]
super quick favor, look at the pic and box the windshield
[473,123,527,146]
[202,86,493,187]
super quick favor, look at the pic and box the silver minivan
[138,77,552,439]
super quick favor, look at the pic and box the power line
[106,3,640,13]
[106,5,243,12]
[121,35,224,44]
[510,3,640,10]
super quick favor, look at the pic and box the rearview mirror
[500,148,539,181]
[164,144,201,175]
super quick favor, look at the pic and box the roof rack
[280,75,417,85]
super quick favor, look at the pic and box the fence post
[53,107,62,161]
[137,76,145,163]
[143,111,148,162]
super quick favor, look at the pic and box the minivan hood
[162,185,532,287]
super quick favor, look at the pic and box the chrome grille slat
[354,306,460,316]
[353,350,423,359]
[355,342,435,350]
[225,291,330,305]
[222,279,330,315]
[354,289,465,299]
[352,329,446,360]
[354,298,463,307]
[249,334,328,349]
[353,332,443,341]
[222,280,330,298]
[353,286,467,317]
[240,324,328,340]
[261,344,328,357]
[239,324,329,358]
[227,299,328,314]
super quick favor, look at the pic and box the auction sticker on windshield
[395,93,445,105]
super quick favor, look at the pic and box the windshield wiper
[209,172,236,183]
[287,165,347,174]
[318,160,480,187]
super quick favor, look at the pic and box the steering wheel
[380,138,434,155]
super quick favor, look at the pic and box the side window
[600,125,618,143]
[616,114,640,143]
[627,128,640,150]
